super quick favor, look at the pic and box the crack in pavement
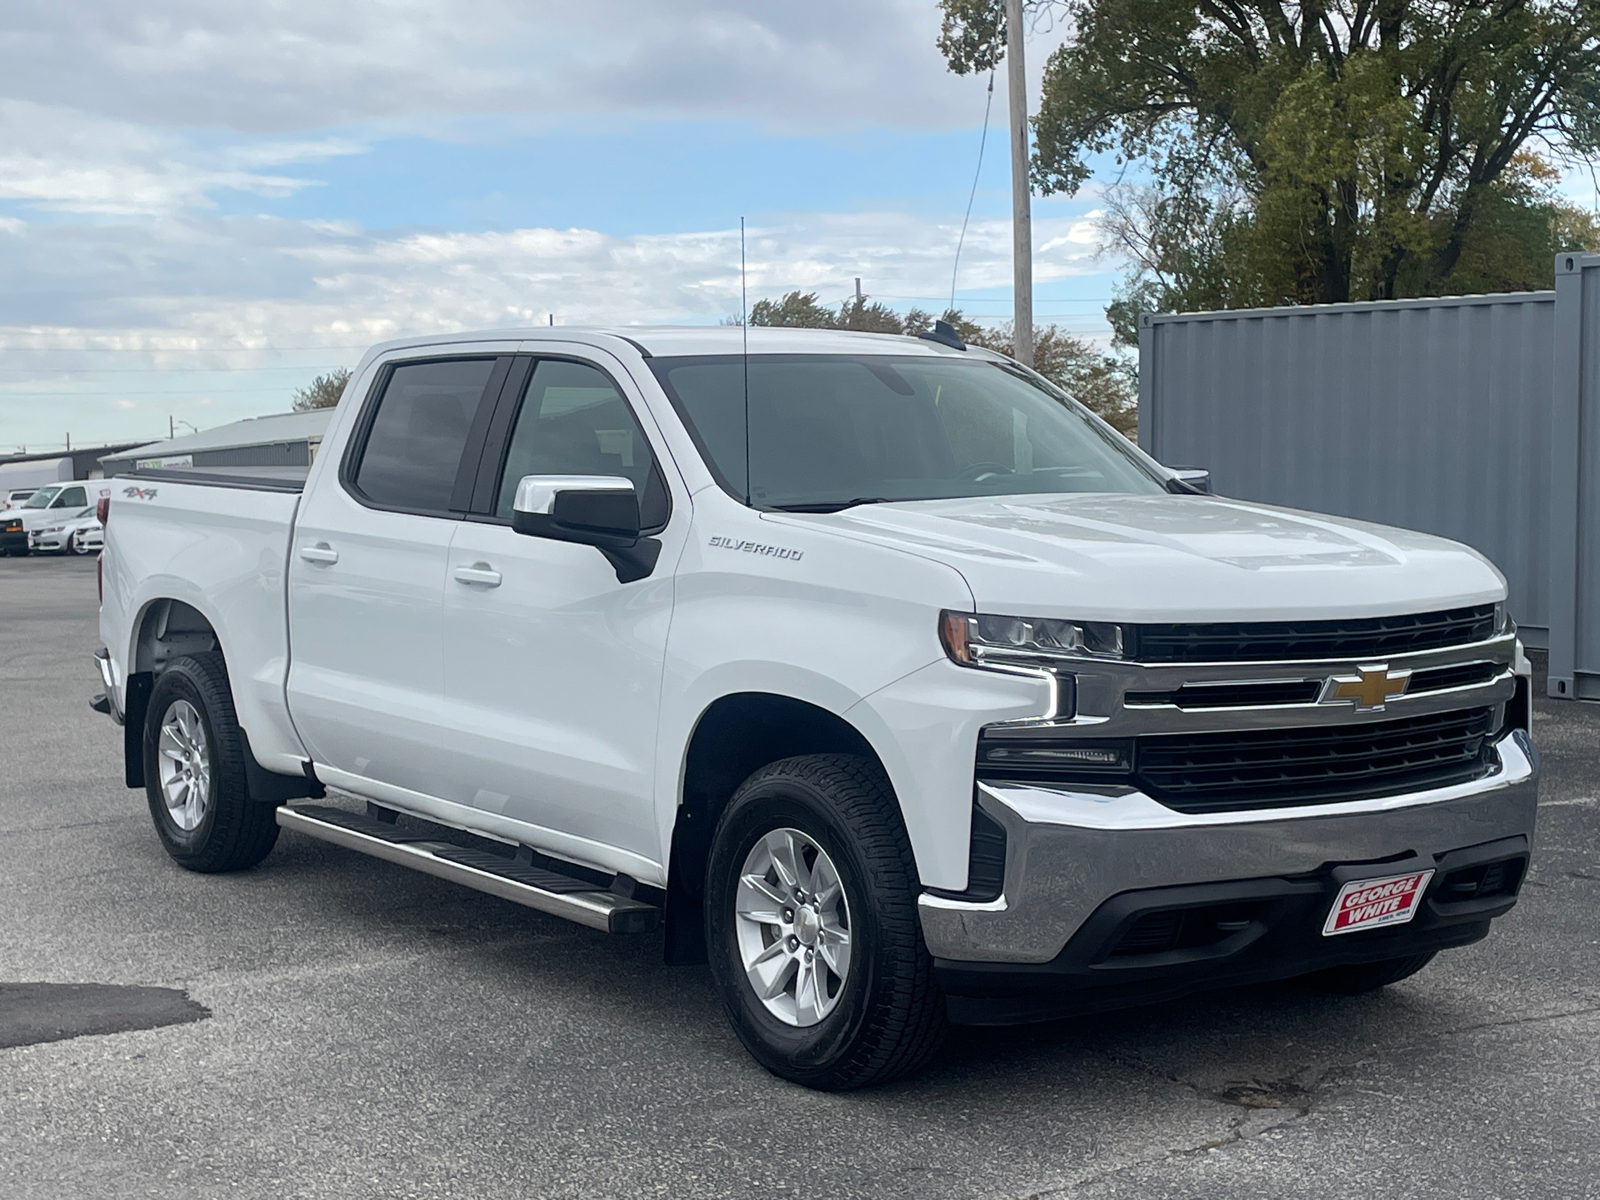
[1004,1051,1333,1198]
[1011,1003,1600,1198]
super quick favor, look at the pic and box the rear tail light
[96,496,110,524]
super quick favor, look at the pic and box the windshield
[22,486,61,509]
[649,354,1162,510]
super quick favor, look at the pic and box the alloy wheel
[734,827,853,1027]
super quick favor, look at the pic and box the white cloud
[0,206,1110,444]
[0,0,1036,136]
[0,100,346,215]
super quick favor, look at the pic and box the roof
[362,325,994,361]
[99,409,333,466]
[0,442,151,466]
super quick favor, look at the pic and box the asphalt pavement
[2,553,1597,1199]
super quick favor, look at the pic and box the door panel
[286,355,504,797]
[438,355,681,864]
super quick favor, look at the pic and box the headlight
[38,526,61,535]
[940,611,1125,668]
[1494,601,1514,637]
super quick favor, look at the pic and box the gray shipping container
[1139,253,1598,701]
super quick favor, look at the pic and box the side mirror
[511,475,661,584]
[1165,467,1212,495]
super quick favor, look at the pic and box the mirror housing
[511,475,661,583]
[1165,467,1212,495]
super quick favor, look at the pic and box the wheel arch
[663,691,898,965]
[123,596,320,804]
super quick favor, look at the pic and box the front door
[287,354,507,799]
[439,353,683,867]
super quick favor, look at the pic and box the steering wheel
[958,461,1014,482]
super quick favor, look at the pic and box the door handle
[453,563,502,588]
[299,543,339,565]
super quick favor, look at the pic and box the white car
[93,325,1537,1090]
[72,522,104,555]
[3,488,37,511]
[28,507,100,554]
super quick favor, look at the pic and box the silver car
[28,507,100,554]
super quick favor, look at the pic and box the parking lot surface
[2,554,1597,1199]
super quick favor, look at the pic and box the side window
[55,486,87,508]
[352,358,498,514]
[493,359,668,527]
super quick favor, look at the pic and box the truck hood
[768,493,1505,623]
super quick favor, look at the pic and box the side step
[276,804,658,934]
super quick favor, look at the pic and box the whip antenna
[950,71,996,313]
[741,216,752,506]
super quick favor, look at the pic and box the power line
[0,387,315,396]
[0,365,346,375]
[0,343,374,353]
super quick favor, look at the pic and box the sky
[0,0,1122,452]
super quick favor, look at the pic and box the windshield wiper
[771,497,894,513]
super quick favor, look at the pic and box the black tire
[704,753,946,1090]
[143,652,279,872]
[1303,952,1436,994]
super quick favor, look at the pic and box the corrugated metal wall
[1140,256,1597,700]
[192,441,313,469]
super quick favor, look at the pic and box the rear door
[286,353,512,798]
[435,349,685,865]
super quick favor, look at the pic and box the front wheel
[705,754,946,1090]
[143,652,279,872]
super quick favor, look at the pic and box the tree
[740,291,1139,435]
[747,291,839,327]
[938,0,1600,320]
[292,367,352,411]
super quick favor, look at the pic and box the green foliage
[740,290,1139,436]
[937,0,1007,75]
[747,291,839,327]
[291,367,352,411]
[940,0,1600,319]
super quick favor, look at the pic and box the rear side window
[492,359,669,527]
[353,359,498,513]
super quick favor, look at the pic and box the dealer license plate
[1322,869,1435,936]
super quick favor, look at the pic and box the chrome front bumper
[919,729,1538,964]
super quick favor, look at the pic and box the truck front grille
[1130,604,1497,663]
[977,706,1498,813]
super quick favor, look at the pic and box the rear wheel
[143,652,279,872]
[705,754,946,1090]
[1303,952,1436,994]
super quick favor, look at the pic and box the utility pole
[169,415,175,439]
[1005,0,1033,367]
[855,278,863,302]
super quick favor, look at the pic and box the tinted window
[54,486,87,508]
[494,359,667,526]
[354,359,497,513]
[649,355,1161,510]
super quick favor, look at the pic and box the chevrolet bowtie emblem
[1320,664,1412,711]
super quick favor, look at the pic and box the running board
[276,804,658,934]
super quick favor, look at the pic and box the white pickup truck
[93,325,1537,1090]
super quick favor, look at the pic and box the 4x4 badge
[1319,664,1411,711]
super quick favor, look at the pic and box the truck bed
[100,471,308,776]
